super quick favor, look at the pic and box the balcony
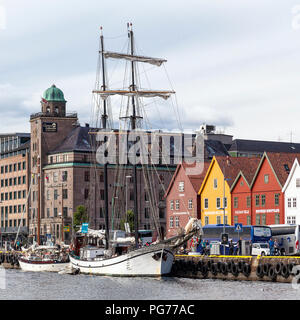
[0,226,28,234]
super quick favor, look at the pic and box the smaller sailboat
[18,244,70,272]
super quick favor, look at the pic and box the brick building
[28,85,176,243]
[0,133,30,242]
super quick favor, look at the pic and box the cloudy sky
[1,0,300,142]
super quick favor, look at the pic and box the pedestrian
[274,238,279,255]
[269,237,274,256]
[238,237,242,255]
[229,240,234,255]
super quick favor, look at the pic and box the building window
[292,216,296,224]
[256,214,260,225]
[54,208,58,217]
[246,196,251,208]
[188,199,193,210]
[175,216,179,227]
[84,171,90,182]
[84,189,89,200]
[178,181,184,192]
[224,216,228,224]
[233,197,238,208]
[46,190,50,201]
[205,216,209,225]
[264,174,269,184]
[144,208,150,219]
[261,214,266,225]
[275,193,280,206]
[217,216,221,224]
[47,208,50,218]
[293,198,297,208]
[53,172,58,183]
[63,207,68,217]
[288,198,291,208]
[62,171,68,182]
[223,197,227,208]
[54,189,58,200]
[159,208,165,219]
[216,197,221,209]
[255,195,260,207]
[296,179,300,188]
[170,200,174,210]
[169,217,174,228]
[275,213,280,224]
[213,178,218,189]
[247,216,251,225]
[204,198,209,209]
[100,190,104,200]
[233,216,238,224]
[261,195,266,207]
[62,189,68,199]
[175,200,180,210]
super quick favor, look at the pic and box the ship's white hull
[70,246,174,276]
[18,257,70,272]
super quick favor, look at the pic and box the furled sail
[93,89,175,100]
[101,51,167,66]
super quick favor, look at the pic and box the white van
[251,243,270,256]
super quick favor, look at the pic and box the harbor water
[1,269,300,300]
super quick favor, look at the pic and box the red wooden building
[230,158,261,225]
[232,152,300,226]
[164,162,209,239]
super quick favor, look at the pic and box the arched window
[55,107,59,114]
[46,107,50,113]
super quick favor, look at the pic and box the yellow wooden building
[198,156,255,226]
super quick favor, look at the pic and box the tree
[120,210,134,232]
[73,205,88,232]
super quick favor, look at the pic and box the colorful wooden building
[249,152,300,225]
[165,162,209,238]
[198,156,258,226]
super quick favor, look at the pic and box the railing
[30,112,78,119]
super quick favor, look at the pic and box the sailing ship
[18,244,70,272]
[69,24,202,276]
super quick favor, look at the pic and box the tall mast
[100,27,110,250]
[128,23,139,248]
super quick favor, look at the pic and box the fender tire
[281,264,290,279]
[242,263,251,277]
[231,263,239,277]
[256,264,264,278]
[263,263,270,275]
[211,263,218,276]
[268,265,277,281]
[221,262,228,275]
[275,262,282,274]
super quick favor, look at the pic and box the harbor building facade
[249,152,298,225]
[0,133,30,243]
[28,85,176,244]
[282,157,300,224]
[164,162,209,239]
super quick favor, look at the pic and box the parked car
[251,242,270,256]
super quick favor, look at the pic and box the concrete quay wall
[172,255,300,283]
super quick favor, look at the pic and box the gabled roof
[282,158,300,193]
[250,152,300,189]
[229,139,300,154]
[49,126,93,154]
[230,157,261,191]
[164,161,210,198]
[199,156,262,194]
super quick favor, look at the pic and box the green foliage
[120,210,135,232]
[73,205,88,231]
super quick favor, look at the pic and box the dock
[171,255,300,283]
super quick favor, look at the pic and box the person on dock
[237,237,242,255]
[229,240,234,255]
[269,237,274,256]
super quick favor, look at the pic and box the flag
[41,97,48,103]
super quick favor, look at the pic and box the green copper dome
[43,84,66,102]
